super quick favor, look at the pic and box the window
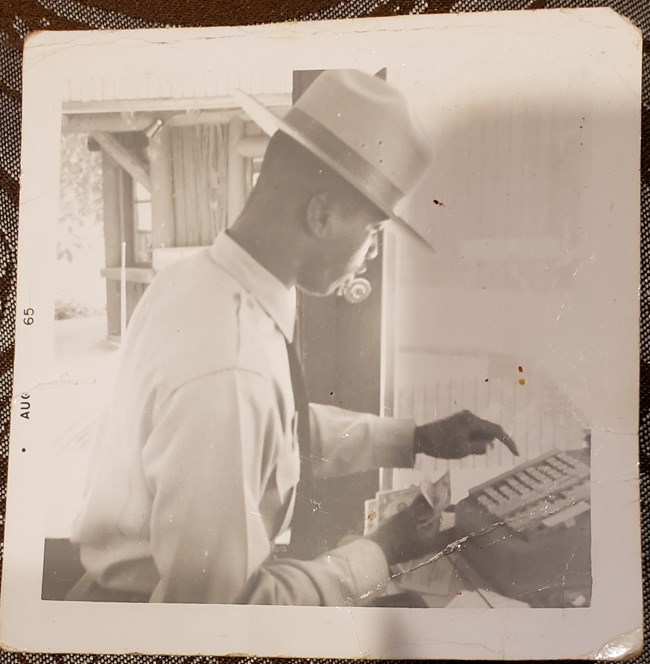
[133,181,152,265]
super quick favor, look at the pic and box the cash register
[454,448,591,607]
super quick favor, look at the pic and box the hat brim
[233,89,435,254]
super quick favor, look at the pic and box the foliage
[56,134,106,319]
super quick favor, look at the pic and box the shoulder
[130,249,239,348]
[123,250,280,394]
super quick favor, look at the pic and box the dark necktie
[285,336,316,560]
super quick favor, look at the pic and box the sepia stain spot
[519,378,526,386]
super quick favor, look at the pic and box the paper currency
[375,484,422,525]
[374,472,452,528]
[421,471,452,513]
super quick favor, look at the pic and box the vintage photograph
[43,64,593,609]
[0,9,642,658]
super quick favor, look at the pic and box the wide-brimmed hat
[234,69,434,252]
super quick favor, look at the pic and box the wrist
[366,531,399,567]
[414,423,437,457]
[413,425,424,455]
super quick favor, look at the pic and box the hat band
[285,107,404,214]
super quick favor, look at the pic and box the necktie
[285,336,316,560]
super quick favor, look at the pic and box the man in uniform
[69,70,517,605]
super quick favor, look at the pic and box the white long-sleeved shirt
[71,232,415,605]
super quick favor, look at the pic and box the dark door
[294,69,387,552]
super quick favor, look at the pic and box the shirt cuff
[324,537,390,604]
[367,416,417,469]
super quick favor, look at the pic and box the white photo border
[0,10,643,658]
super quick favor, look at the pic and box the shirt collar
[208,231,296,342]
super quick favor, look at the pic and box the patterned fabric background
[0,0,647,661]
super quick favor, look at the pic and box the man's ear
[305,191,335,239]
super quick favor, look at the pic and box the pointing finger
[473,418,519,456]
[497,430,519,456]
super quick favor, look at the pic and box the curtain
[169,124,229,247]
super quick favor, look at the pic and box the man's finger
[473,418,519,456]
[497,431,519,456]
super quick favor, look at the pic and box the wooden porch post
[148,126,176,252]
[101,153,123,339]
[227,117,246,226]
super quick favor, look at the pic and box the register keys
[455,449,591,608]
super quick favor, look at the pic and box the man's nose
[366,234,380,262]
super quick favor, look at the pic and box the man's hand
[367,493,441,566]
[414,410,519,459]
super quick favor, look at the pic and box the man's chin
[297,281,343,298]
